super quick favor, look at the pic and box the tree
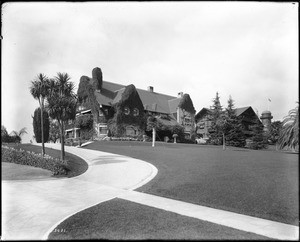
[32,107,50,143]
[49,120,60,143]
[208,92,224,145]
[277,105,299,150]
[249,119,267,150]
[30,73,50,155]
[46,72,77,160]
[1,125,11,142]
[224,116,246,147]
[223,95,246,147]
[10,127,28,143]
[268,121,282,144]
[226,95,235,118]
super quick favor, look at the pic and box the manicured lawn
[48,198,271,240]
[2,144,88,178]
[85,141,299,225]
[2,162,53,180]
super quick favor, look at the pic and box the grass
[48,198,271,240]
[2,143,88,178]
[2,162,53,180]
[85,141,299,225]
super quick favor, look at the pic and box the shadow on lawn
[90,156,128,165]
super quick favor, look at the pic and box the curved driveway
[2,143,298,240]
[2,143,157,240]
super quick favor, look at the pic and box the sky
[1,2,298,143]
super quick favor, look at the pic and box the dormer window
[124,107,130,115]
[133,108,139,116]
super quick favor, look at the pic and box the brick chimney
[148,86,154,92]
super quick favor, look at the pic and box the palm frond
[278,105,299,149]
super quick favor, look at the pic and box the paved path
[2,143,299,240]
[2,143,157,240]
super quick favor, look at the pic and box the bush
[1,145,68,175]
[32,107,50,143]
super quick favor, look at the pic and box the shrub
[1,145,68,175]
[32,107,50,143]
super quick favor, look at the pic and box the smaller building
[195,106,261,139]
[260,110,273,134]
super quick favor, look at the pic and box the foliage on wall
[178,94,196,114]
[107,84,146,136]
[145,114,185,141]
[75,114,94,129]
[77,75,108,123]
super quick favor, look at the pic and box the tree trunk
[152,128,156,147]
[223,133,226,150]
[40,102,45,156]
[61,121,65,161]
[59,121,65,161]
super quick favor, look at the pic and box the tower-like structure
[260,110,273,134]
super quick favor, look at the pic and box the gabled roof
[195,108,212,121]
[168,98,182,114]
[235,106,252,116]
[94,80,180,114]
[195,106,259,121]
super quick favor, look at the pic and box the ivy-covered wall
[107,84,146,137]
[177,94,196,136]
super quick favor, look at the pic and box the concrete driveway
[2,143,157,240]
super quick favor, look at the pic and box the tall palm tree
[278,105,299,150]
[30,74,50,155]
[46,73,77,161]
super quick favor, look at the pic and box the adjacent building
[195,106,261,139]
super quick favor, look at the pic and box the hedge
[1,145,68,175]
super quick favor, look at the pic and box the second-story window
[133,108,139,116]
[124,107,130,115]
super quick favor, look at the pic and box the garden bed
[2,144,88,178]
[2,145,68,175]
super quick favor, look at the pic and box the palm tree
[277,105,299,150]
[10,127,28,143]
[46,73,77,161]
[30,73,50,155]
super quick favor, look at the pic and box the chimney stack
[148,86,154,92]
[92,67,103,91]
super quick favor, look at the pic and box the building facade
[65,67,195,140]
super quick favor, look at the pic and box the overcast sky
[2,2,298,143]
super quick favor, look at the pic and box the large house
[195,106,261,139]
[65,67,195,140]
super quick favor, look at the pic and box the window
[184,117,191,126]
[99,110,104,117]
[198,122,205,129]
[124,107,130,115]
[99,127,108,135]
[133,108,139,116]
